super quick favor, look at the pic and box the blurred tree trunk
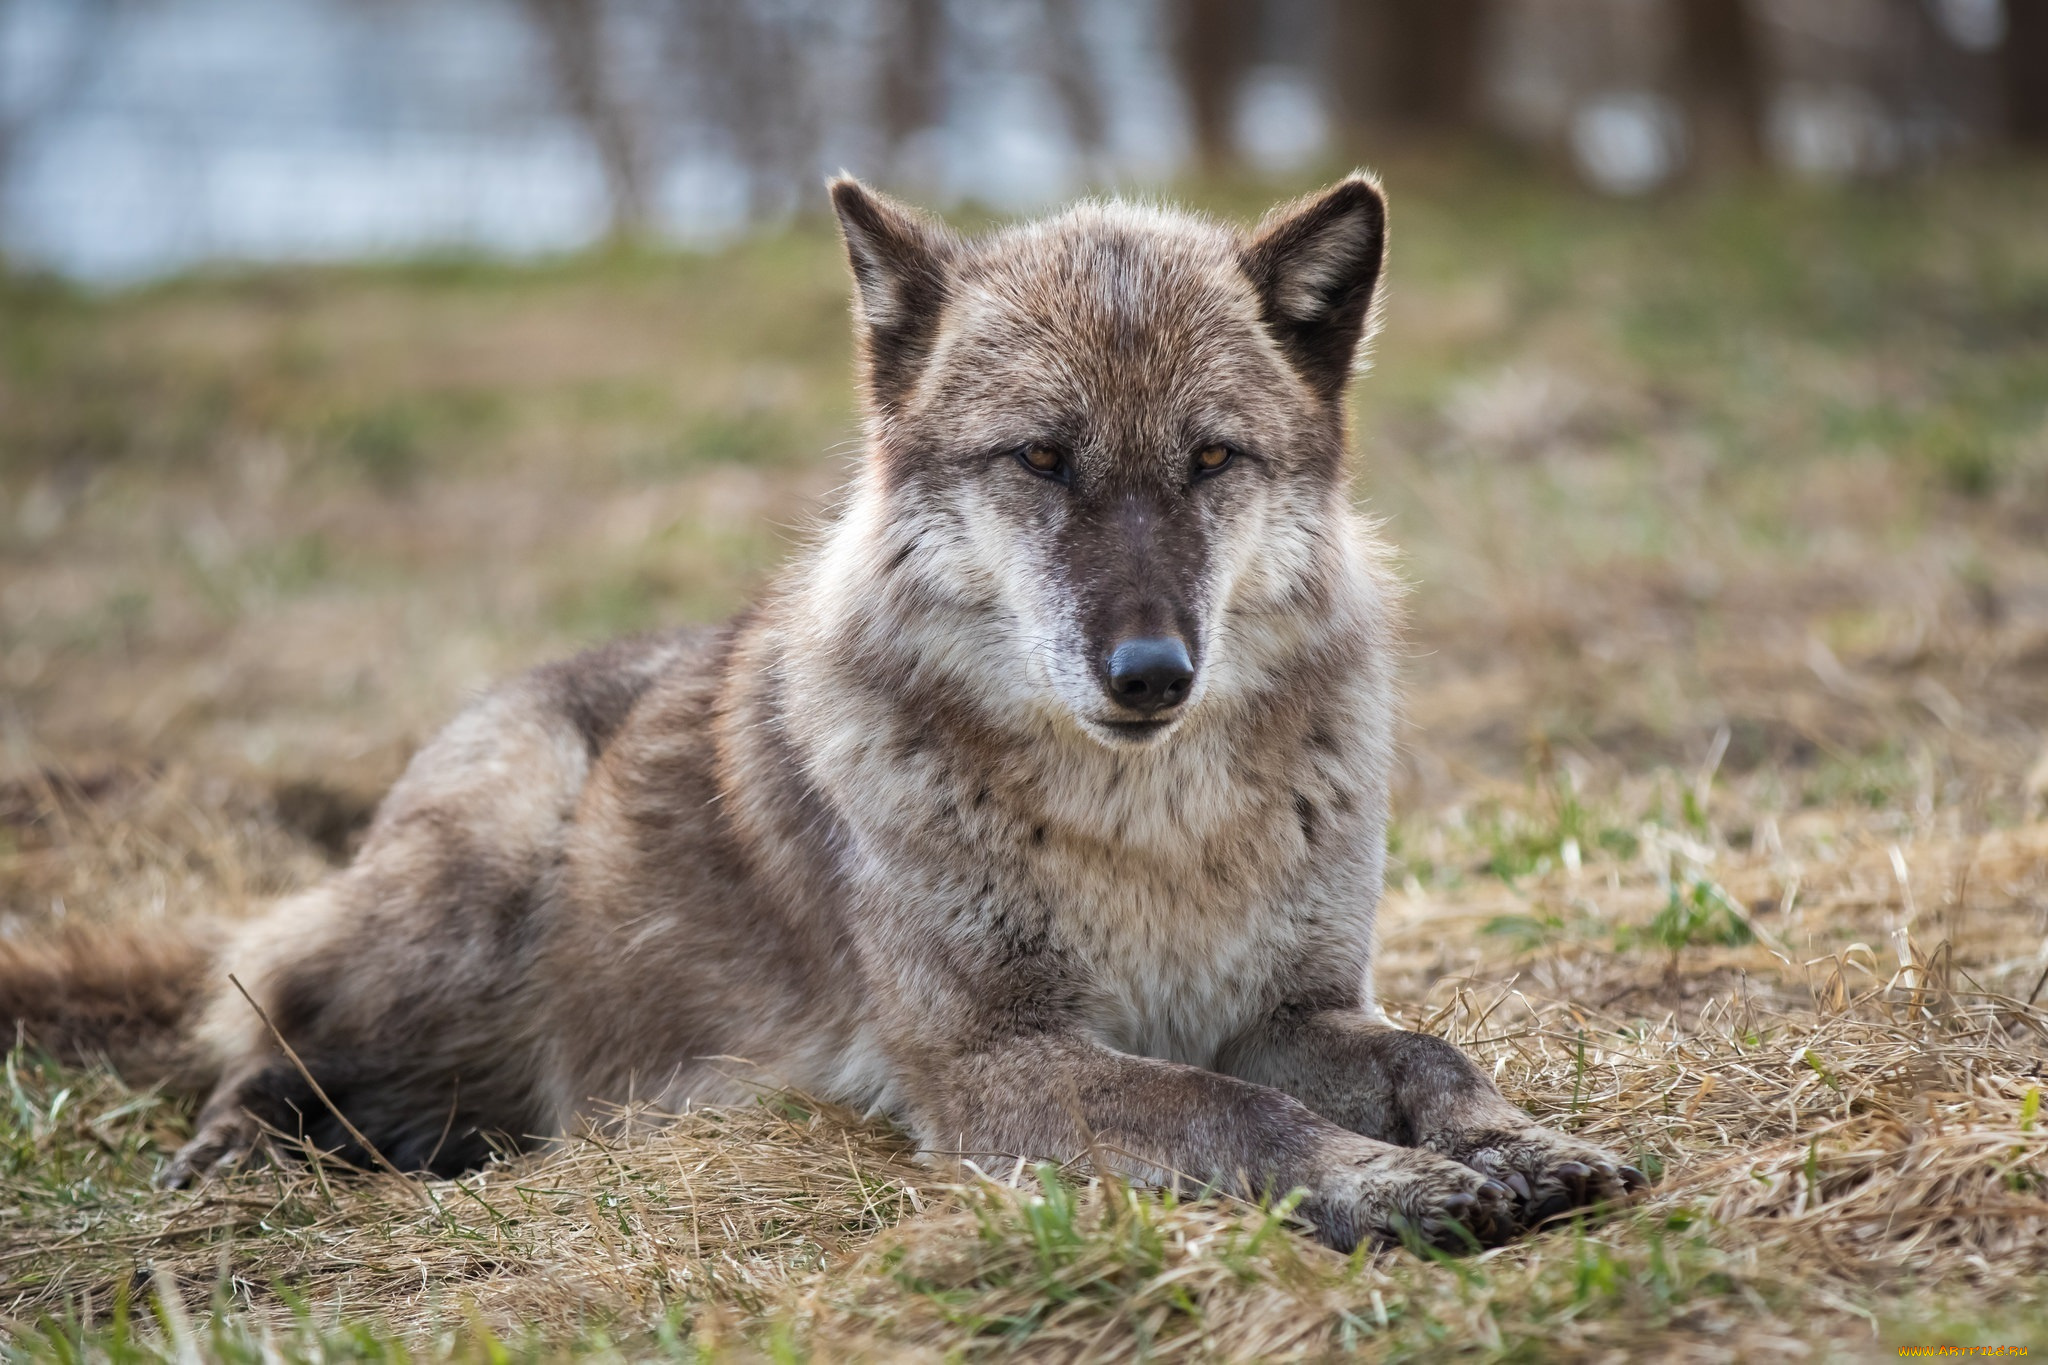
[521,0,649,241]
[679,0,816,219]
[1674,0,1764,175]
[0,0,124,235]
[878,0,945,175]
[1381,0,1487,128]
[1040,0,1108,168]
[2006,0,2048,148]
[1171,0,1258,171]
[1327,0,1488,143]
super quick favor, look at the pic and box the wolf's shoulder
[512,624,733,759]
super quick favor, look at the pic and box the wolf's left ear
[1240,175,1387,401]
[829,176,956,415]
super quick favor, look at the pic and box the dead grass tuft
[1709,1111,2048,1279]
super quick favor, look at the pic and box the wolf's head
[828,176,1387,749]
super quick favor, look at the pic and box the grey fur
[149,177,1640,1249]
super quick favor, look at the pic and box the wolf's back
[0,922,219,1093]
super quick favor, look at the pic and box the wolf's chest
[1027,807,1332,1066]
[1062,883,1311,1066]
[1006,732,1358,1065]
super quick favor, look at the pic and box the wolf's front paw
[1300,1143,1521,1253]
[1433,1124,1646,1227]
[158,1114,261,1189]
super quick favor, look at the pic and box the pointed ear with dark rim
[1240,175,1387,402]
[829,176,955,414]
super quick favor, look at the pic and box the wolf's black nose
[1105,637,1194,714]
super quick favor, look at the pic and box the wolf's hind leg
[158,634,693,1189]
[158,1062,307,1188]
[158,1119,257,1188]
[1220,1008,1647,1227]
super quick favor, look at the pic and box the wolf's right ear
[829,177,956,415]
[1240,175,1387,402]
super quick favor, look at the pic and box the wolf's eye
[1192,445,1235,477]
[1018,445,1069,482]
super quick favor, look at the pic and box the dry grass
[4,156,2048,1359]
[2,786,2047,1357]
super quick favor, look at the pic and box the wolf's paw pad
[1440,1126,1645,1226]
[1306,1146,1521,1254]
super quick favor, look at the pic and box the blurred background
[2,1,2046,932]
[1,0,2044,277]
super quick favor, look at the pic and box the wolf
[4,175,1640,1251]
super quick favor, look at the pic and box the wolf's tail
[0,922,219,1093]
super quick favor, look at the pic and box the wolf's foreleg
[1219,1007,1646,1226]
[904,1033,1520,1251]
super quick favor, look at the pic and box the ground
[3,154,2047,1361]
